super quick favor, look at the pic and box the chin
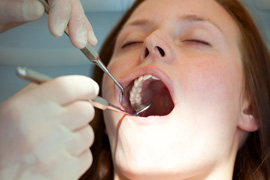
[114,158,204,180]
[115,162,182,180]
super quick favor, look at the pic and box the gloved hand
[0,75,99,180]
[0,0,98,48]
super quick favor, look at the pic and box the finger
[32,125,93,161]
[69,0,98,48]
[47,0,71,37]
[85,15,98,47]
[61,101,95,131]
[68,0,87,48]
[32,124,74,163]
[0,0,44,24]
[48,149,92,180]
[16,83,38,95]
[75,150,93,179]
[31,75,99,105]
[65,125,94,156]
[8,83,38,103]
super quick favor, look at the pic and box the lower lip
[124,113,172,125]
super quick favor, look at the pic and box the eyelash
[184,39,211,46]
[121,41,142,49]
[121,39,211,49]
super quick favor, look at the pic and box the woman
[82,0,270,179]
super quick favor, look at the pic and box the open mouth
[121,74,174,117]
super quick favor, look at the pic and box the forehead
[125,0,240,43]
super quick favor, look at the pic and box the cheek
[173,58,243,151]
[107,56,138,79]
[109,50,141,72]
[193,61,228,97]
[178,57,243,108]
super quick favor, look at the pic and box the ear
[238,97,259,132]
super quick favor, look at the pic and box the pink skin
[101,0,253,179]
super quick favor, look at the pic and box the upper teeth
[129,75,159,111]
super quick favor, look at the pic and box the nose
[140,33,173,63]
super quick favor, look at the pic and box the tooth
[134,79,140,87]
[144,75,152,80]
[129,74,159,111]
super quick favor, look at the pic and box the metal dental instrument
[16,67,151,116]
[38,0,125,97]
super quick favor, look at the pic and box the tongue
[140,80,174,117]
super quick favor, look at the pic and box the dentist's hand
[0,76,99,180]
[0,0,98,48]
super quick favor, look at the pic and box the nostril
[143,46,165,59]
[144,48,150,58]
[157,46,165,57]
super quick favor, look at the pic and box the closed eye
[121,41,143,49]
[184,39,211,46]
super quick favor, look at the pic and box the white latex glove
[0,0,98,48]
[0,75,99,180]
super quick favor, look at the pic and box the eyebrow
[123,19,151,29]
[123,14,221,32]
[180,14,221,31]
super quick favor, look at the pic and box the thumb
[0,0,45,24]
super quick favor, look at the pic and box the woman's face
[102,0,244,179]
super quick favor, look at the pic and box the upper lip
[115,66,175,106]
